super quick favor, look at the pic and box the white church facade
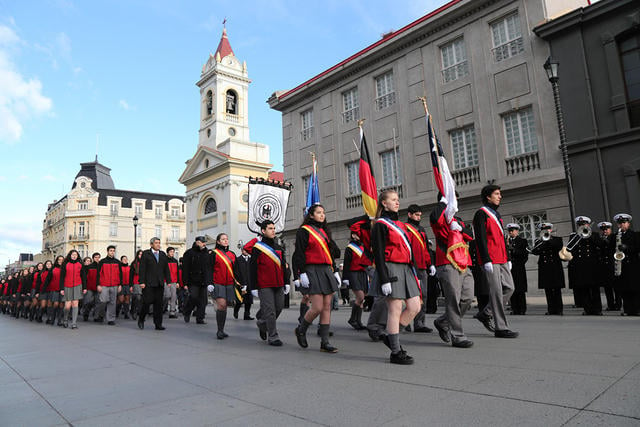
[179,27,273,250]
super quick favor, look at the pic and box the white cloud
[42,174,56,182]
[119,99,130,110]
[0,24,53,143]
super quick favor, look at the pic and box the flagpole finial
[357,118,366,128]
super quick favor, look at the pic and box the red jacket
[250,239,286,289]
[473,204,508,265]
[429,202,473,267]
[61,260,83,288]
[167,259,179,283]
[45,267,62,292]
[82,263,99,291]
[405,221,432,270]
[121,265,131,286]
[98,257,122,287]
[303,226,332,265]
[371,211,414,285]
[212,247,236,286]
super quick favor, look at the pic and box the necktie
[153,251,159,262]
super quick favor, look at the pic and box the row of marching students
[0,245,184,329]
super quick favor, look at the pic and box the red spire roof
[215,28,234,60]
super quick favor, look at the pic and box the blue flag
[305,153,320,215]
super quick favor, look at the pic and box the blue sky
[0,0,443,266]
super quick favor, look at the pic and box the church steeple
[214,28,234,62]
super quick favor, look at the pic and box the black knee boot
[243,303,253,320]
[298,303,309,324]
[216,310,228,339]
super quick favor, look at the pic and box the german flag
[358,126,378,218]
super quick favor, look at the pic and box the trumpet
[528,229,551,253]
[614,231,625,276]
[559,224,593,261]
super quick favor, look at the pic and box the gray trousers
[99,286,118,322]
[481,263,514,331]
[366,296,388,332]
[413,268,429,328]
[256,287,284,341]
[82,290,99,316]
[164,283,178,314]
[436,265,474,342]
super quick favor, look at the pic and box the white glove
[207,284,214,293]
[507,261,512,270]
[241,285,247,292]
[381,282,392,296]
[284,284,290,295]
[429,265,436,276]
[483,262,494,273]
[342,280,350,287]
[450,221,463,232]
[333,272,341,284]
[251,289,259,298]
[299,273,310,288]
[293,279,300,288]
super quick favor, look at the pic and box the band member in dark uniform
[372,190,421,364]
[506,223,529,315]
[530,223,565,315]
[293,204,341,354]
[473,185,518,338]
[431,193,476,348]
[567,216,604,315]
[612,214,640,316]
[405,204,435,333]
[597,222,620,311]
[250,220,290,346]
[343,222,372,331]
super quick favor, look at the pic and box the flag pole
[418,96,443,178]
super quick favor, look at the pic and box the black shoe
[368,329,381,342]
[474,313,495,333]
[348,319,361,330]
[243,315,254,320]
[269,339,283,347]
[413,326,433,333]
[63,320,68,328]
[390,350,414,365]
[107,321,115,326]
[216,331,227,340]
[155,326,166,330]
[138,319,144,330]
[495,329,519,338]
[183,313,190,323]
[404,325,412,332]
[71,324,78,330]
[294,326,308,348]
[433,319,450,343]
[83,314,89,321]
[452,339,474,348]
[196,320,207,325]
[233,310,239,319]
[124,313,130,319]
[320,342,338,353]
[258,325,267,341]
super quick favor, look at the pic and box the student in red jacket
[44,256,64,325]
[81,253,101,321]
[129,250,143,320]
[60,250,85,329]
[96,245,123,325]
[118,255,132,319]
[29,262,44,321]
[35,261,51,323]
[473,184,518,339]
[165,247,180,319]
[210,234,237,339]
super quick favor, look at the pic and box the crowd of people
[1,184,638,365]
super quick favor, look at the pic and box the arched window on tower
[206,90,213,116]
[225,90,237,115]
[204,197,217,215]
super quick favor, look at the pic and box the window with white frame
[154,225,162,239]
[109,222,118,237]
[110,201,118,215]
[450,126,479,170]
[171,226,180,240]
[77,200,88,210]
[342,88,359,123]
[381,148,402,188]
[441,38,469,83]
[491,12,524,62]
[513,212,547,246]
[375,71,396,110]
[503,107,538,157]
[345,161,359,196]
[134,203,143,216]
[78,221,86,237]
[170,206,180,217]
[155,205,163,219]
[301,110,314,140]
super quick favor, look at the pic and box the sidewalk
[0,304,638,426]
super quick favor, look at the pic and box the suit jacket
[139,249,171,287]
[234,255,251,287]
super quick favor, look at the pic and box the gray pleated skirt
[132,284,142,295]
[372,262,420,300]
[64,285,83,301]
[305,264,339,295]
[46,291,62,302]
[348,270,369,292]
[213,284,236,303]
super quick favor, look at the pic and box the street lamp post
[133,215,139,255]
[544,56,576,232]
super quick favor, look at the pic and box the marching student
[210,233,237,339]
[29,262,44,321]
[130,250,143,320]
[473,185,518,339]
[59,249,85,329]
[44,256,64,325]
[371,190,421,364]
[530,223,565,315]
[343,224,372,331]
[20,267,34,318]
[81,253,101,321]
[164,247,180,319]
[119,256,132,319]
[35,261,51,322]
[250,220,290,346]
[96,245,123,326]
[293,203,341,353]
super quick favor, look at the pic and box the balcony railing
[375,92,396,110]
[380,184,403,198]
[110,209,118,217]
[168,214,186,221]
[346,194,363,209]
[155,214,163,219]
[69,234,89,241]
[342,107,360,124]
[224,112,240,124]
[166,236,184,244]
[452,165,481,186]
[492,37,524,62]
[505,152,540,175]
[442,61,469,83]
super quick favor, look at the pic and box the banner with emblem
[247,177,292,234]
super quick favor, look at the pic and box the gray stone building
[534,0,640,223]
[269,0,587,281]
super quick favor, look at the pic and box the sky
[0,0,444,267]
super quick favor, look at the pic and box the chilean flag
[305,153,320,215]
[358,126,378,218]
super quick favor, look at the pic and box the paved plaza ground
[0,297,638,426]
